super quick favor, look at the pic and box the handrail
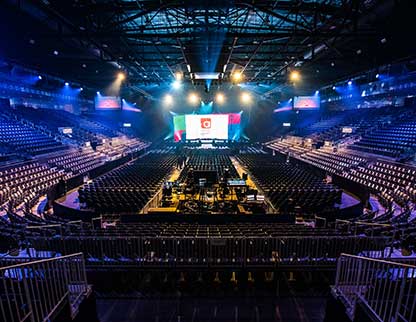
[334,253,416,322]
[338,252,416,268]
[0,252,84,271]
[0,252,89,322]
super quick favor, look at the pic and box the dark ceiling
[0,0,414,98]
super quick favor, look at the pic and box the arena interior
[1,1,416,321]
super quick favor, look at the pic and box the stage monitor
[293,96,320,110]
[173,113,241,142]
[95,96,121,110]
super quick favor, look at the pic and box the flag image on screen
[173,115,186,142]
[293,96,320,109]
[95,96,122,110]
[173,113,241,142]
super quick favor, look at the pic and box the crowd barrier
[333,254,416,322]
[0,253,90,322]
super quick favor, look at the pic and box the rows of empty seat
[47,148,105,176]
[236,154,342,213]
[0,115,67,155]
[0,161,67,209]
[78,153,177,213]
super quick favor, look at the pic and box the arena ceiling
[0,0,414,97]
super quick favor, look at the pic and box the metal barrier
[333,254,416,322]
[0,253,90,322]
[30,236,388,268]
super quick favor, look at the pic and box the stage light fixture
[164,94,173,105]
[175,72,183,80]
[188,93,199,105]
[96,91,100,95]
[64,82,69,86]
[290,70,300,82]
[315,90,319,95]
[241,92,251,104]
[38,75,42,80]
[348,80,352,85]
[117,72,126,81]
[376,74,380,79]
[216,93,225,104]
[80,87,83,91]
[232,72,242,82]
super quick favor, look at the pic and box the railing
[333,254,416,322]
[0,253,90,322]
[30,236,388,268]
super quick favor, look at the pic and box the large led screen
[293,96,320,109]
[173,113,241,142]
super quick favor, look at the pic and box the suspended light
[175,72,183,81]
[188,93,199,105]
[241,92,251,104]
[164,94,173,105]
[117,72,126,81]
[64,82,69,86]
[290,70,300,82]
[215,93,225,104]
[232,72,243,82]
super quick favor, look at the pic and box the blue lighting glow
[172,80,181,90]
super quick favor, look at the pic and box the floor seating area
[78,153,177,213]
[236,154,342,213]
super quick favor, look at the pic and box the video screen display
[95,96,121,110]
[293,96,320,109]
[173,113,241,142]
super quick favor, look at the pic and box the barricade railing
[333,253,416,322]
[30,236,389,268]
[0,253,89,322]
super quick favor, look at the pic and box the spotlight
[80,87,83,91]
[332,86,336,90]
[188,93,199,105]
[172,80,181,90]
[164,94,173,105]
[290,70,300,82]
[175,72,183,81]
[315,90,320,95]
[241,92,251,104]
[216,93,225,104]
[232,72,242,82]
[96,91,100,95]
[38,75,42,80]
[376,74,380,79]
[348,80,352,85]
[65,82,69,86]
[53,50,59,56]
[117,72,126,81]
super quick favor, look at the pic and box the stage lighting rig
[290,70,300,82]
